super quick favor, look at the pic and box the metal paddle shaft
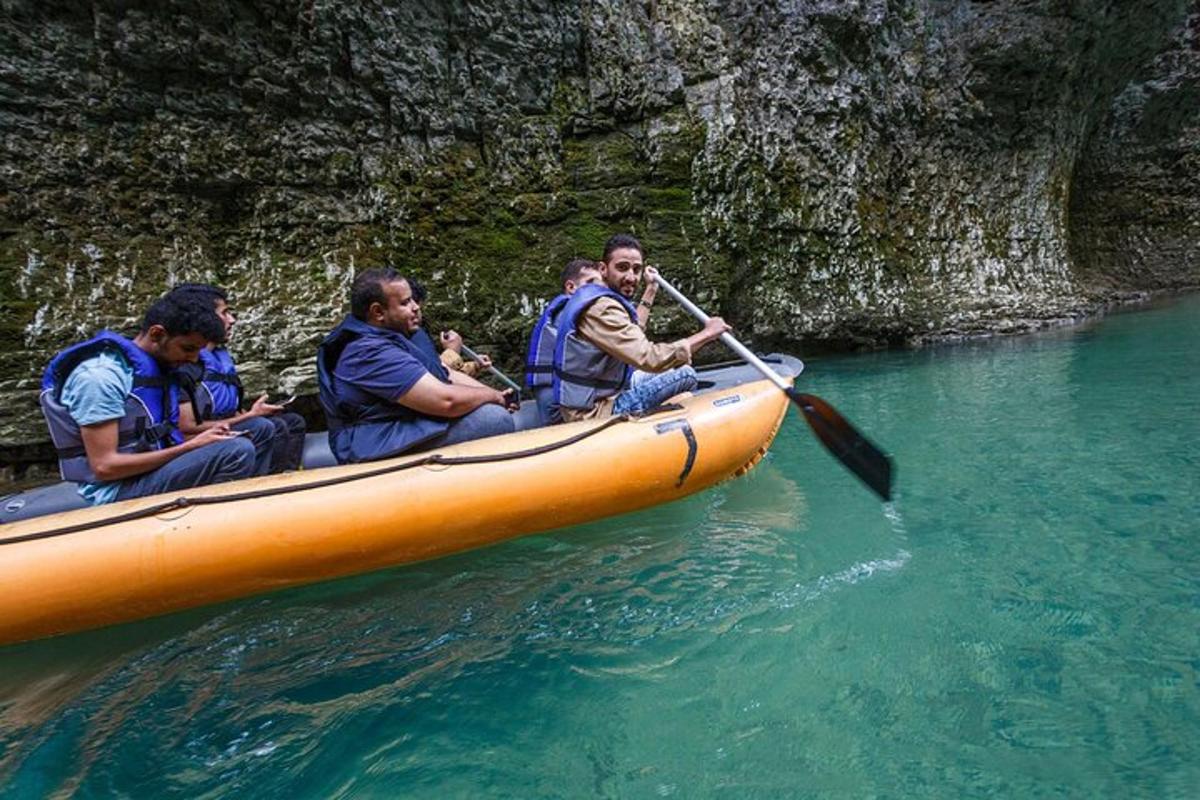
[654,274,894,501]
[461,343,523,395]
[653,279,792,393]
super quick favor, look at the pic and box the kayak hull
[0,379,790,645]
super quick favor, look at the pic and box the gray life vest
[40,332,180,482]
[551,285,639,413]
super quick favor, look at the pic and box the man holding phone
[39,292,257,504]
[169,284,308,473]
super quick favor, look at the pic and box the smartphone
[227,429,250,437]
[268,395,296,406]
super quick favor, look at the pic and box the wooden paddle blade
[788,389,893,501]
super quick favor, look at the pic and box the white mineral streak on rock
[24,304,49,345]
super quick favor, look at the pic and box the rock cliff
[2,0,1198,472]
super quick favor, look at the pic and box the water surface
[1,295,1198,798]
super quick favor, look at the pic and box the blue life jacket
[316,315,452,464]
[40,331,181,482]
[551,285,639,413]
[191,347,244,421]
[524,293,570,388]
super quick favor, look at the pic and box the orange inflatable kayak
[0,363,797,646]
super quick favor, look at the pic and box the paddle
[460,342,524,396]
[654,274,894,501]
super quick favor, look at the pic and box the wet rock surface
[1,0,1198,468]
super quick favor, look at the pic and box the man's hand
[83,418,245,482]
[701,316,732,343]
[185,423,244,450]
[680,315,732,356]
[499,388,520,411]
[248,393,283,417]
[642,267,660,302]
[439,330,464,353]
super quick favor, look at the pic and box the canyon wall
[2,0,1198,470]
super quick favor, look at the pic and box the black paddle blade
[787,389,893,501]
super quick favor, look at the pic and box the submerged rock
[1,0,1198,463]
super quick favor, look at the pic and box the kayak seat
[1,483,90,524]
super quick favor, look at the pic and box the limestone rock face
[1070,7,1200,291]
[1,0,1198,462]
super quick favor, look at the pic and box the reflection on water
[2,295,1198,797]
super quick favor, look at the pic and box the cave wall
[1,0,1197,464]
[1069,7,1200,290]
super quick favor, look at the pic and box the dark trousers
[417,404,515,451]
[230,417,277,476]
[266,411,307,471]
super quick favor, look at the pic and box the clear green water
[2,296,1198,798]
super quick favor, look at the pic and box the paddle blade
[788,390,893,501]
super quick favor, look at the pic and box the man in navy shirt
[317,268,517,464]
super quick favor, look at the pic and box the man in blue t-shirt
[43,293,257,504]
[318,268,517,464]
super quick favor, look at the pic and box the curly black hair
[141,292,225,343]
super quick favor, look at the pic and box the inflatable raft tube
[0,354,801,522]
[0,363,797,645]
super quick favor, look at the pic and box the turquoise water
[1,296,1198,798]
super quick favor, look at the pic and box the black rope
[1,415,634,546]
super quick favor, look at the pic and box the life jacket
[551,285,639,412]
[40,331,181,482]
[524,293,570,388]
[191,347,244,421]
[316,315,452,464]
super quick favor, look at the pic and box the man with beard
[551,234,730,423]
[170,283,306,473]
[317,268,517,464]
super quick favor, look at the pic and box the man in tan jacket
[553,233,730,422]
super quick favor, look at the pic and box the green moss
[458,226,526,262]
[640,186,694,211]
[562,132,647,189]
[0,239,37,353]
[648,114,706,185]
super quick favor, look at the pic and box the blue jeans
[417,403,516,451]
[231,416,276,476]
[114,438,257,501]
[533,386,559,426]
[612,366,698,416]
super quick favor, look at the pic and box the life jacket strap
[52,427,146,459]
[141,420,175,447]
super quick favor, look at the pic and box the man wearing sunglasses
[551,233,730,423]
